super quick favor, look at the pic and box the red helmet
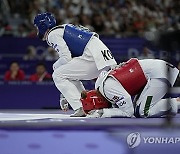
[80,90,111,114]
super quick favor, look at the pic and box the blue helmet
[34,12,56,39]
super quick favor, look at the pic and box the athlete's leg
[53,57,107,110]
[52,37,116,115]
[147,98,180,117]
[134,78,169,117]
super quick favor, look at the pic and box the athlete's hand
[60,94,69,111]
[86,109,103,118]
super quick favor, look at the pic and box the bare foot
[176,97,180,102]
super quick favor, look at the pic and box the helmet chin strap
[43,30,49,41]
[38,33,44,40]
[38,29,49,40]
[36,28,44,39]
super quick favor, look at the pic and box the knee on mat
[129,110,135,117]
[136,106,147,118]
[139,109,146,117]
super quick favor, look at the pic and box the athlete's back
[139,59,179,86]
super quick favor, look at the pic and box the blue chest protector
[63,25,94,57]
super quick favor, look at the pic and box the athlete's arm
[47,29,72,65]
[102,77,134,117]
[102,108,133,117]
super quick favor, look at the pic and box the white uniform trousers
[53,37,116,110]
[135,78,179,117]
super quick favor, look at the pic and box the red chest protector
[109,58,147,96]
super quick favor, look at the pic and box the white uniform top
[95,59,179,117]
[46,25,116,70]
[49,25,116,111]
[46,24,72,67]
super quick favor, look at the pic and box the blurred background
[0,1,180,154]
[0,0,179,109]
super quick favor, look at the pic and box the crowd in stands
[0,0,179,37]
[0,0,179,85]
[2,45,180,86]
[4,61,52,82]
[23,46,58,61]
[4,61,25,81]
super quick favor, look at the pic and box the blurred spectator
[0,0,179,37]
[91,13,105,33]
[78,14,94,31]
[4,61,25,81]
[23,46,39,60]
[1,24,14,37]
[132,11,145,36]
[104,9,119,35]
[138,46,155,59]
[174,62,180,87]
[42,47,58,61]
[15,23,29,37]
[29,63,52,82]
